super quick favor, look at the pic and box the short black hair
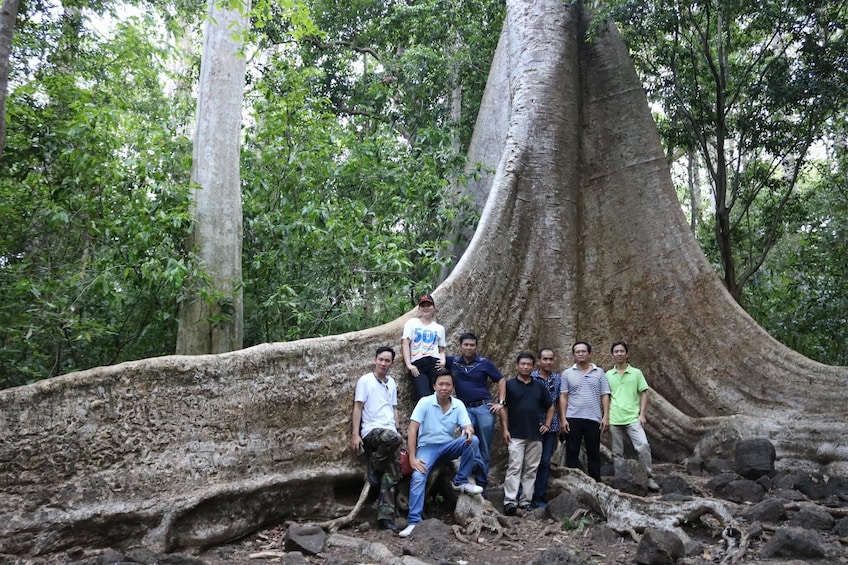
[538,348,554,358]
[458,332,477,344]
[375,346,396,360]
[434,368,454,384]
[610,341,628,354]
[572,341,592,354]
[516,351,536,363]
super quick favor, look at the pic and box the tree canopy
[0,0,845,387]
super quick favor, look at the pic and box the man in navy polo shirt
[444,332,505,496]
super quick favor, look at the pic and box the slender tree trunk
[1,0,846,555]
[0,0,18,158]
[176,0,249,355]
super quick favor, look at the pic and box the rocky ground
[5,453,848,565]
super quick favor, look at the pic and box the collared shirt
[410,393,472,447]
[606,363,649,425]
[504,376,553,440]
[354,372,398,438]
[562,363,610,423]
[445,354,504,404]
[531,370,562,432]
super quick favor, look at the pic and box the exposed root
[316,481,371,533]
[452,494,509,543]
[720,524,750,564]
[550,468,738,543]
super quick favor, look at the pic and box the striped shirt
[562,363,610,423]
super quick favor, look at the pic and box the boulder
[635,527,684,565]
[734,438,776,479]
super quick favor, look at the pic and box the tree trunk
[176,0,248,355]
[1,0,846,556]
[0,0,20,158]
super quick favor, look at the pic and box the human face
[418,301,435,317]
[460,338,477,360]
[516,358,534,378]
[538,350,555,374]
[434,374,454,399]
[572,344,591,364]
[374,351,394,377]
[612,345,628,365]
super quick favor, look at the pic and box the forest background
[0,0,846,389]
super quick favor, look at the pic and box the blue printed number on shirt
[414,327,437,345]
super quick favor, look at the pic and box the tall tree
[0,0,19,157]
[176,0,250,354]
[607,0,848,304]
[2,0,846,554]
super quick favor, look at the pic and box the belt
[465,399,491,408]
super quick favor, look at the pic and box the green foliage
[0,6,196,388]
[561,515,590,531]
[605,0,848,301]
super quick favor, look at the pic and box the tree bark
[1,0,846,556]
[0,0,20,158]
[176,0,248,355]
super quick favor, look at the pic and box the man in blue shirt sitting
[399,369,483,538]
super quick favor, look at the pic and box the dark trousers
[564,417,602,481]
[409,356,439,401]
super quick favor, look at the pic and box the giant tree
[1,0,847,556]
[176,0,250,354]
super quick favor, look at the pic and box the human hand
[408,365,420,377]
[351,436,363,454]
[411,456,427,474]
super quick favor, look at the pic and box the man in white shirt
[352,346,404,532]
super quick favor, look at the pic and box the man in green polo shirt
[607,341,659,491]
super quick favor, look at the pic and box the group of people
[351,294,658,538]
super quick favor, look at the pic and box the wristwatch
[498,400,506,405]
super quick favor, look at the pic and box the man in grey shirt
[560,341,610,481]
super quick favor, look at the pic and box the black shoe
[377,519,399,533]
[504,503,517,516]
[518,503,532,512]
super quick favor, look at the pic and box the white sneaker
[452,482,484,495]
[398,524,416,538]
[647,478,660,491]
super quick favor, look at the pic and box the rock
[546,492,583,523]
[704,458,734,474]
[740,497,786,523]
[684,457,703,476]
[284,524,325,555]
[834,516,848,537]
[526,547,584,564]
[635,527,684,565]
[734,438,776,479]
[745,521,764,539]
[708,474,765,503]
[788,506,836,530]
[760,526,827,559]
[401,519,460,562]
[655,474,692,496]
[281,552,308,565]
[794,472,847,502]
[587,524,621,546]
[609,459,650,495]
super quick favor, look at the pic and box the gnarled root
[453,494,510,543]
[549,468,738,543]
[316,481,371,533]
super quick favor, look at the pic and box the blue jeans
[466,403,495,488]
[532,431,558,503]
[407,435,480,525]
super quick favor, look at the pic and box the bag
[400,448,413,477]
